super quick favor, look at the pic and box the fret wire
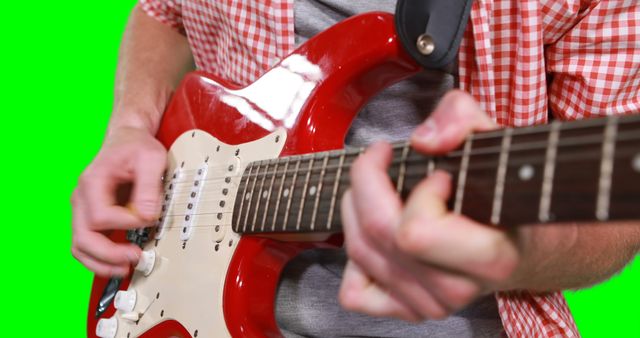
[295,157,315,231]
[283,158,301,231]
[246,162,263,232]
[237,163,254,233]
[427,158,435,176]
[454,135,473,214]
[327,150,346,231]
[491,128,512,225]
[596,117,618,221]
[468,114,639,141]
[539,121,561,222]
[263,131,636,177]
[271,158,290,231]
[191,146,634,223]
[229,128,640,183]
[252,161,271,232]
[254,161,274,232]
[179,142,638,234]
[310,153,330,231]
[396,141,411,193]
[260,160,278,231]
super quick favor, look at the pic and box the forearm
[506,221,640,291]
[109,6,194,135]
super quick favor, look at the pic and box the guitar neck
[232,114,640,234]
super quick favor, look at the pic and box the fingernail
[412,119,438,144]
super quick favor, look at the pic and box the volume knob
[135,250,156,276]
[114,290,137,313]
[96,317,118,338]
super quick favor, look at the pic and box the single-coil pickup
[155,169,181,240]
[180,165,208,241]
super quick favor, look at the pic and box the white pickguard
[102,128,287,338]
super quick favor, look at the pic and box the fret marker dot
[309,186,317,196]
[283,189,290,198]
[245,192,251,200]
[518,164,535,181]
[262,191,268,199]
[633,153,640,173]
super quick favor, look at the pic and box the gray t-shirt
[275,1,505,337]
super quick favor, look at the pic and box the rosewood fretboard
[232,114,640,234]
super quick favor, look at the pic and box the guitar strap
[395,0,474,70]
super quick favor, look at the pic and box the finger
[72,248,129,278]
[131,146,166,220]
[411,90,496,154]
[349,142,402,247]
[342,191,446,319]
[397,170,516,281]
[404,262,484,312]
[74,230,141,266]
[78,170,147,230]
[72,196,141,266]
[402,170,451,222]
[396,212,519,283]
[339,260,420,322]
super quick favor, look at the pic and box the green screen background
[1,1,637,337]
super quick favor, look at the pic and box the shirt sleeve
[138,0,184,33]
[546,1,640,119]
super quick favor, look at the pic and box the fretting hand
[339,90,521,321]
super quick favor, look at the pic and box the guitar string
[126,119,640,234]
[152,148,638,231]
[158,130,640,190]
[160,115,640,178]
[165,146,639,203]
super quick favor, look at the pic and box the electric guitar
[87,12,640,338]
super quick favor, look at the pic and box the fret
[454,135,473,214]
[549,119,604,223]
[253,161,271,232]
[260,160,279,231]
[327,150,346,231]
[596,117,618,221]
[236,163,254,233]
[310,153,329,231]
[608,117,640,219]
[243,161,263,232]
[539,121,560,222]
[282,157,302,231]
[491,128,512,225]
[500,129,548,227]
[396,141,410,194]
[459,132,502,224]
[295,157,315,231]
[271,158,290,231]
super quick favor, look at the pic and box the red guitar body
[87,12,421,338]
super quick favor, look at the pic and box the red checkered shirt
[139,0,640,337]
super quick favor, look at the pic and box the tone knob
[114,290,137,313]
[96,316,118,338]
[135,250,156,276]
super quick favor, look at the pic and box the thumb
[411,90,496,154]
